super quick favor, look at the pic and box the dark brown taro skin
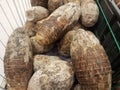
[70,29,112,90]
[30,0,48,8]
[48,0,64,12]
[4,28,33,90]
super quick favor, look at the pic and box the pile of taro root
[4,0,112,90]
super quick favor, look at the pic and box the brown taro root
[58,23,81,57]
[30,0,48,8]
[70,29,112,90]
[28,55,74,90]
[48,0,64,12]
[4,28,33,90]
[34,2,81,46]
[24,21,35,37]
[81,0,99,27]
[30,37,53,54]
[26,6,49,22]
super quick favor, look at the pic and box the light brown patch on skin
[30,0,48,8]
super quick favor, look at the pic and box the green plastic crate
[95,0,120,89]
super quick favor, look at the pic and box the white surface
[0,0,31,88]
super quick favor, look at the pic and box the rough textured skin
[81,0,99,27]
[24,21,35,37]
[34,2,81,46]
[33,55,61,71]
[26,6,49,22]
[48,0,64,12]
[70,29,112,90]
[30,0,48,8]
[58,23,81,57]
[28,55,74,90]
[30,37,53,54]
[4,28,33,90]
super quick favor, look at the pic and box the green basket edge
[96,0,120,53]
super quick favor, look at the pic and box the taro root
[81,0,99,27]
[24,21,35,37]
[4,28,33,90]
[58,23,81,57]
[48,0,64,12]
[70,29,112,90]
[30,0,48,8]
[30,37,53,54]
[34,2,81,46]
[26,6,49,22]
[28,55,74,90]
